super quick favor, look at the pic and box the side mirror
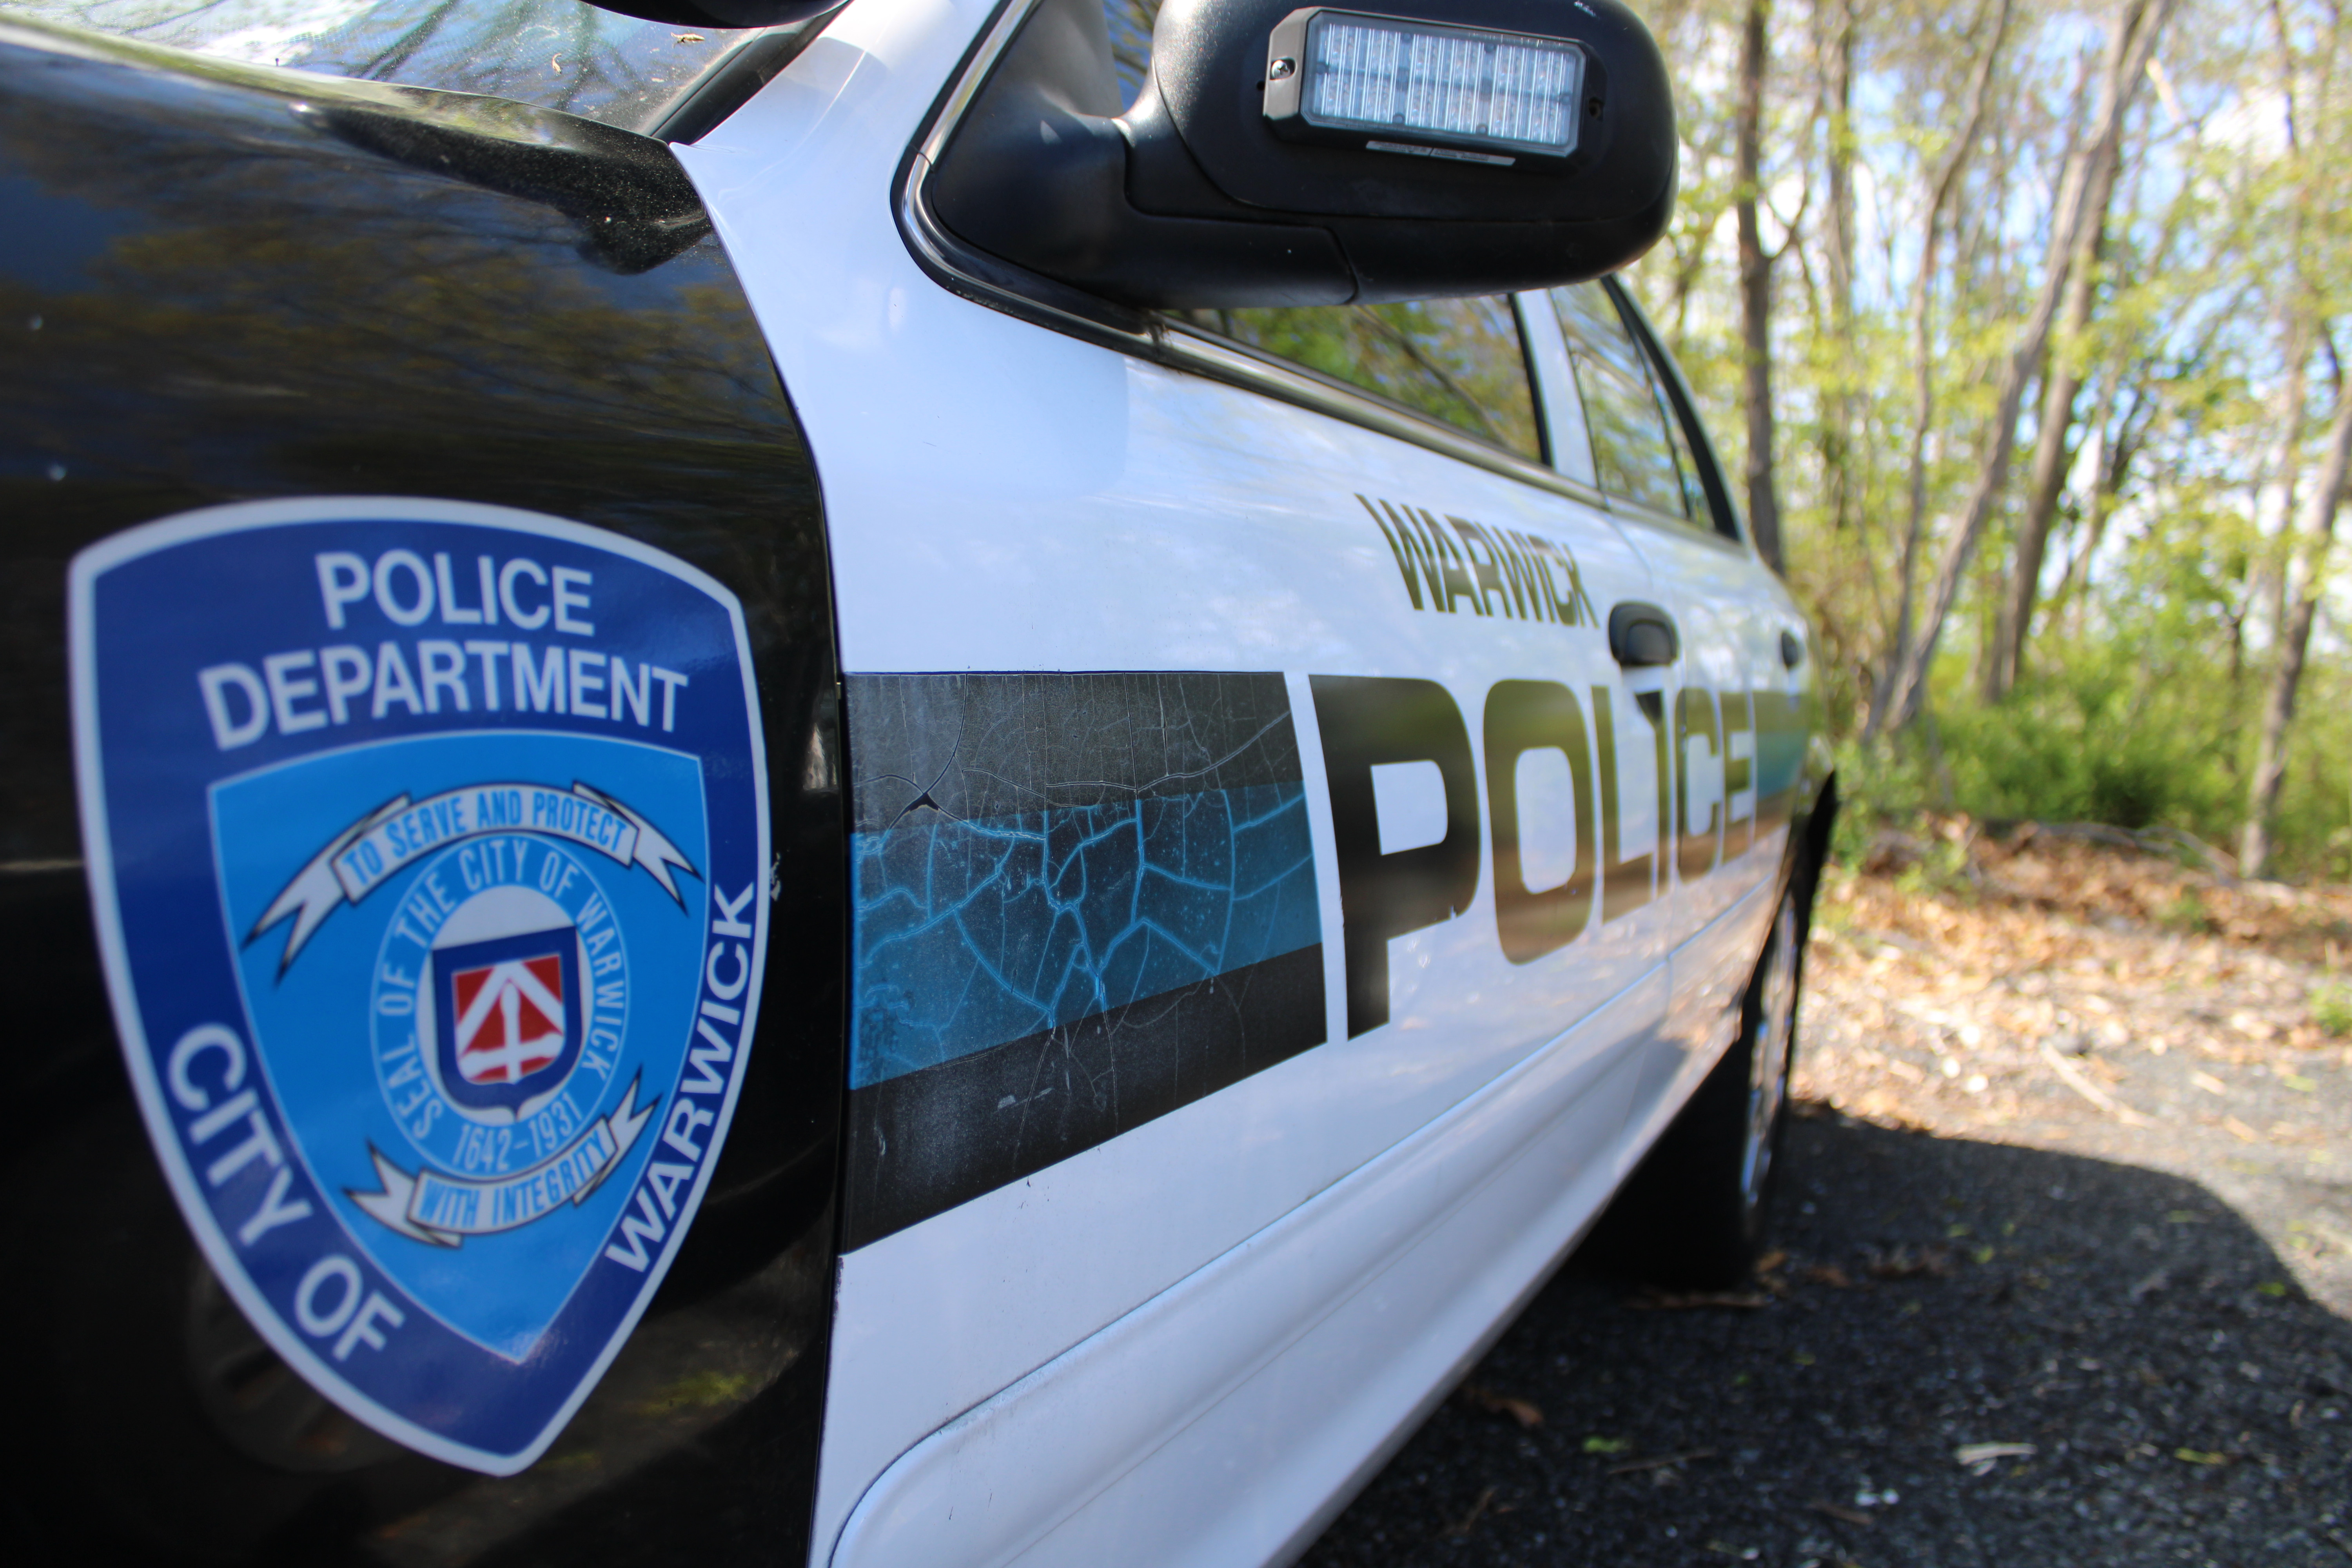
[926,0,1677,310]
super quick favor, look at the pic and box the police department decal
[69,497,770,1475]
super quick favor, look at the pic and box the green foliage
[1934,651,2240,836]
[1923,505,2351,878]
[1826,737,1939,867]
[2311,985,2352,1038]
[2157,888,2215,935]
[1894,837,1976,900]
[1613,0,2352,884]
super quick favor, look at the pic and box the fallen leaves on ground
[1603,1448,1717,1475]
[1864,1245,1953,1280]
[1798,817,2352,1309]
[1455,1383,1543,1429]
[1624,1287,1775,1310]
[1440,1485,1497,1539]
[1954,1441,2037,1467]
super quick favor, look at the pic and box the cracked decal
[851,782,1317,1086]
[842,673,1324,1248]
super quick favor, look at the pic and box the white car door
[677,3,1688,1561]
[1530,278,1805,1149]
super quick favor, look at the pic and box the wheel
[1738,890,1803,1226]
[1589,874,1809,1289]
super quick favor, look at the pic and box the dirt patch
[1805,824,2352,1313]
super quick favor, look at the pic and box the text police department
[192,547,693,750]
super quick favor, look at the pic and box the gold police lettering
[1358,494,1597,627]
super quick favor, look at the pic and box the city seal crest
[69,497,771,1474]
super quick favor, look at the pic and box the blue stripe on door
[849,780,1319,1089]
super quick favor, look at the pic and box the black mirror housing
[925,0,1676,310]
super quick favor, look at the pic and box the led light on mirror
[1263,8,1588,167]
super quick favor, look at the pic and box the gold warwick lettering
[1357,495,1597,628]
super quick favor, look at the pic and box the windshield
[0,0,778,131]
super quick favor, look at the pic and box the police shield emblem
[69,498,769,1474]
[435,929,581,1112]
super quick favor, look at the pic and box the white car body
[681,4,1814,1560]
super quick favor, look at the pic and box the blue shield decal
[69,497,771,1475]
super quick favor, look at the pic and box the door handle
[1608,601,1679,668]
[1780,629,1806,669]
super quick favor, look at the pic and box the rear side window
[1174,299,1544,461]
[1547,282,1690,520]
[1652,367,1712,522]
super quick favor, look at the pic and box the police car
[0,0,1831,1561]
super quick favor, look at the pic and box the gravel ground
[1305,836,2352,1567]
[1796,831,2352,1317]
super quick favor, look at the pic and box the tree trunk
[1984,222,2111,705]
[1984,76,2126,703]
[1877,0,2173,735]
[1736,0,1783,572]
[1815,0,1879,653]
[2045,360,2156,634]
[1867,0,2014,739]
[1821,0,1858,541]
[2253,320,2312,660]
[2241,388,2352,878]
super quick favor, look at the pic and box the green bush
[1933,650,2239,837]
[1827,737,1938,867]
[1797,526,2352,880]
[2157,888,2215,934]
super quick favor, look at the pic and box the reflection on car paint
[0,29,844,1560]
[1171,299,1544,458]
[2,0,761,132]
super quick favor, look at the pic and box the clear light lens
[1304,13,1583,157]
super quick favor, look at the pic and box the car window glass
[4,0,780,131]
[1102,4,1539,460]
[1173,300,1544,461]
[1107,0,1155,106]
[1651,368,1715,523]
[1547,281,1688,519]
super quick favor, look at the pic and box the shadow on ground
[1304,1107,2351,1568]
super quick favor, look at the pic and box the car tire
[1591,870,1810,1290]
